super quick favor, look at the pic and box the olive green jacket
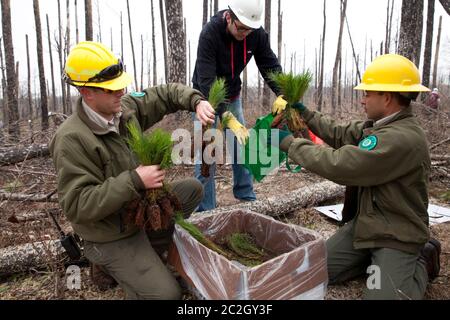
[50,84,204,243]
[281,107,430,254]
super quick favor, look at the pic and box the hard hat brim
[354,83,430,93]
[237,16,262,29]
[71,71,133,91]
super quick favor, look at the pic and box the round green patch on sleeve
[359,135,378,151]
[130,92,146,98]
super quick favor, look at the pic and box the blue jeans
[194,98,256,212]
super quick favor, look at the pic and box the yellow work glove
[272,95,288,115]
[222,111,249,145]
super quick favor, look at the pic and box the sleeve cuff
[280,135,295,153]
[301,108,315,122]
[130,170,146,191]
[191,93,206,112]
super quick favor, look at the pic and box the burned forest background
[0,0,449,300]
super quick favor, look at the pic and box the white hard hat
[228,0,264,29]
[433,88,439,93]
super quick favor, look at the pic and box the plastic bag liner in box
[168,210,328,300]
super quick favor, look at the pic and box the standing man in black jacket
[193,0,283,211]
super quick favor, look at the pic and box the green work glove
[292,102,307,113]
[268,128,293,148]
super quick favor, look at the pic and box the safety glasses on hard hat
[64,59,124,85]
[87,60,124,83]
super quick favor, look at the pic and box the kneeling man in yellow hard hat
[271,54,441,300]
[50,41,216,299]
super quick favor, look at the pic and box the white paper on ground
[314,204,450,225]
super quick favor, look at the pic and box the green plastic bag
[242,113,301,182]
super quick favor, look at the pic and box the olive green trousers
[327,221,429,300]
[83,178,203,300]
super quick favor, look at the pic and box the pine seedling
[208,78,228,110]
[228,233,265,260]
[126,122,174,169]
[175,212,231,259]
[269,72,313,132]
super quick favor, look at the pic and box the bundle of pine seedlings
[124,123,183,232]
[201,79,249,177]
[201,78,228,178]
[269,72,313,132]
[175,213,268,267]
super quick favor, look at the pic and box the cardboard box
[168,210,328,300]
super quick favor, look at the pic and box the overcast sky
[3,0,450,94]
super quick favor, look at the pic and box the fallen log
[0,240,64,278]
[6,211,49,224]
[0,181,344,277]
[198,180,346,218]
[0,144,49,166]
[0,190,58,203]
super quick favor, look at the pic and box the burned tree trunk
[432,15,442,88]
[346,17,362,83]
[160,0,169,83]
[331,0,347,115]
[151,0,157,86]
[1,0,20,141]
[46,15,57,112]
[0,37,7,126]
[26,35,33,121]
[165,0,186,83]
[65,0,72,115]
[57,0,67,114]
[188,40,192,86]
[96,0,102,42]
[75,0,79,43]
[126,0,139,91]
[277,0,282,62]
[34,0,49,130]
[85,0,93,41]
[384,0,394,54]
[422,0,435,90]
[120,12,124,60]
[318,0,327,112]
[202,0,208,27]
[398,0,424,65]
[262,0,272,112]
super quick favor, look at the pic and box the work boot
[419,238,441,281]
[90,263,118,291]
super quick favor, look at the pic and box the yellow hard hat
[355,54,430,93]
[64,41,132,91]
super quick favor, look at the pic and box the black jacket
[192,10,282,100]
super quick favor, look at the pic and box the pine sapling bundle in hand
[124,122,182,232]
[201,78,228,178]
[269,72,312,132]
